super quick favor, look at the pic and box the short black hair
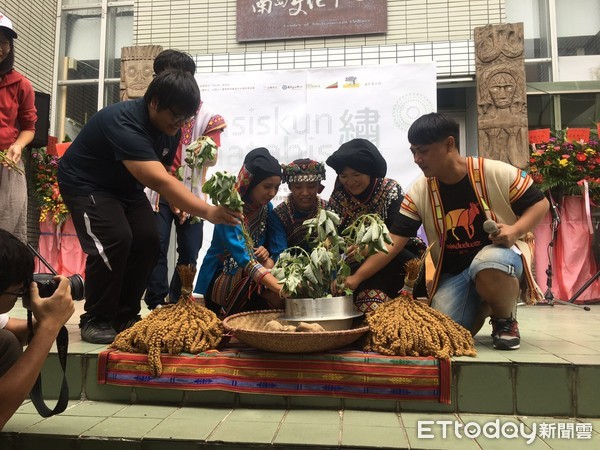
[0,229,34,294]
[0,34,15,76]
[143,69,200,117]
[407,112,460,150]
[153,49,196,76]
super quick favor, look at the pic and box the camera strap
[27,311,70,417]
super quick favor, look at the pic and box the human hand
[343,274,360,291]
[169,204,188,224]
[487,223,519,248]
[205,205,242,226]
[5,143,23,165]
[253,246,270,265]
[29,276,75,334]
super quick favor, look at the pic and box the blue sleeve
[267,207,288,262]
[214,223,254,268]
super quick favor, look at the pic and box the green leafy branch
[272,210,392,299]
[177,136,218,223]
[202,171,256,261]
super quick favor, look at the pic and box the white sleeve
[0,314,8,329]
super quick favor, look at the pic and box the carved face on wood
[120,45,163,100]
[122,59,154,99]
[488,72,516,109]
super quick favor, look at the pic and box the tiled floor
[2,300,600,449]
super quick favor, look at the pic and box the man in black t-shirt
[58,70,241,344]
[344,113,549,351]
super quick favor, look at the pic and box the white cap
[0,13,17,39]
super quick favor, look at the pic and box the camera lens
[68,274,85,300]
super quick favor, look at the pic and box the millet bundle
[364,257,476,359]
[110,265,223,376]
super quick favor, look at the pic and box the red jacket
[0,70,36,149]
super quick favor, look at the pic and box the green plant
[177,136,218,223]
[201,171,243,212]
[271,210,392,299]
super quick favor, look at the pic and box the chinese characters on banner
[237,0,387,41]
[194,62,437,259]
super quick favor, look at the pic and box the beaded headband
[282,160,326,184]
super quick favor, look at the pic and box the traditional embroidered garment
[194,148,283,317]
[144,103,226,210]
[272,158,328,251]
[271,196,328,250]
[355,289,390,314]
[400,156,543,304]
[327,177,424,309]
[328,177,402,230]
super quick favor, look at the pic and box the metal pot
[281,296,363,331]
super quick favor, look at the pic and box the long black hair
[0,30,14,76]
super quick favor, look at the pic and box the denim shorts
[430,245,523,330]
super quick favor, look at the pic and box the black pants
[62,193,159,328]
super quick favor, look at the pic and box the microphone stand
[537,193,590,311]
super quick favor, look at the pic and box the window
[52,1,133,141]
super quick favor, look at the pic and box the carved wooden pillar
[475,23,529,169]
[120,45,164,101]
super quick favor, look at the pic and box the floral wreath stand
[529,127,600,305]
[37,215,85,278]
[32,143,86,277]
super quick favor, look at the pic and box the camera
[21,273,85,309]
[22,244,85,309]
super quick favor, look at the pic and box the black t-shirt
[390,175,545,275]
[57,98,179,200]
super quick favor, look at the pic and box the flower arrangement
[528,130,600,204]
[30,147,69,225]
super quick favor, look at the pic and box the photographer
[0,229,74,430]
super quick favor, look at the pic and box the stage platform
[1,300,600,449]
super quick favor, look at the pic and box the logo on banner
[343,76,359,88]
[392,93,435,130]
[326,82,338,89]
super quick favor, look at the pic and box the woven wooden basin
[222,310,368,353]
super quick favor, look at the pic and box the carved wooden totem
[120,45,164,101]
[475,23,529,169]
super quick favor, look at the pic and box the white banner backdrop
[190,62,437,273]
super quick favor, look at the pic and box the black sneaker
[80,320,117,344]
[490,316,520,350]
[116,316,142,333]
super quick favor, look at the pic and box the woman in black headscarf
[326,139,425,313]
[195,148,286,317]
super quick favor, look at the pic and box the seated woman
[326,138,425,313]
[194,147,285,318]
[269,158,327,252]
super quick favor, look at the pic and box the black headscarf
[236,147,281,197]
[326,138,387,178]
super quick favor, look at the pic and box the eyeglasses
[168,107,193,124]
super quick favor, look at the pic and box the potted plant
[270,208,393,328]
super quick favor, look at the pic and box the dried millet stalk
[111,265,223,376]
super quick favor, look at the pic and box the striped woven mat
[97,345,451,404]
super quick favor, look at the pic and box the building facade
[4,0,599,154]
